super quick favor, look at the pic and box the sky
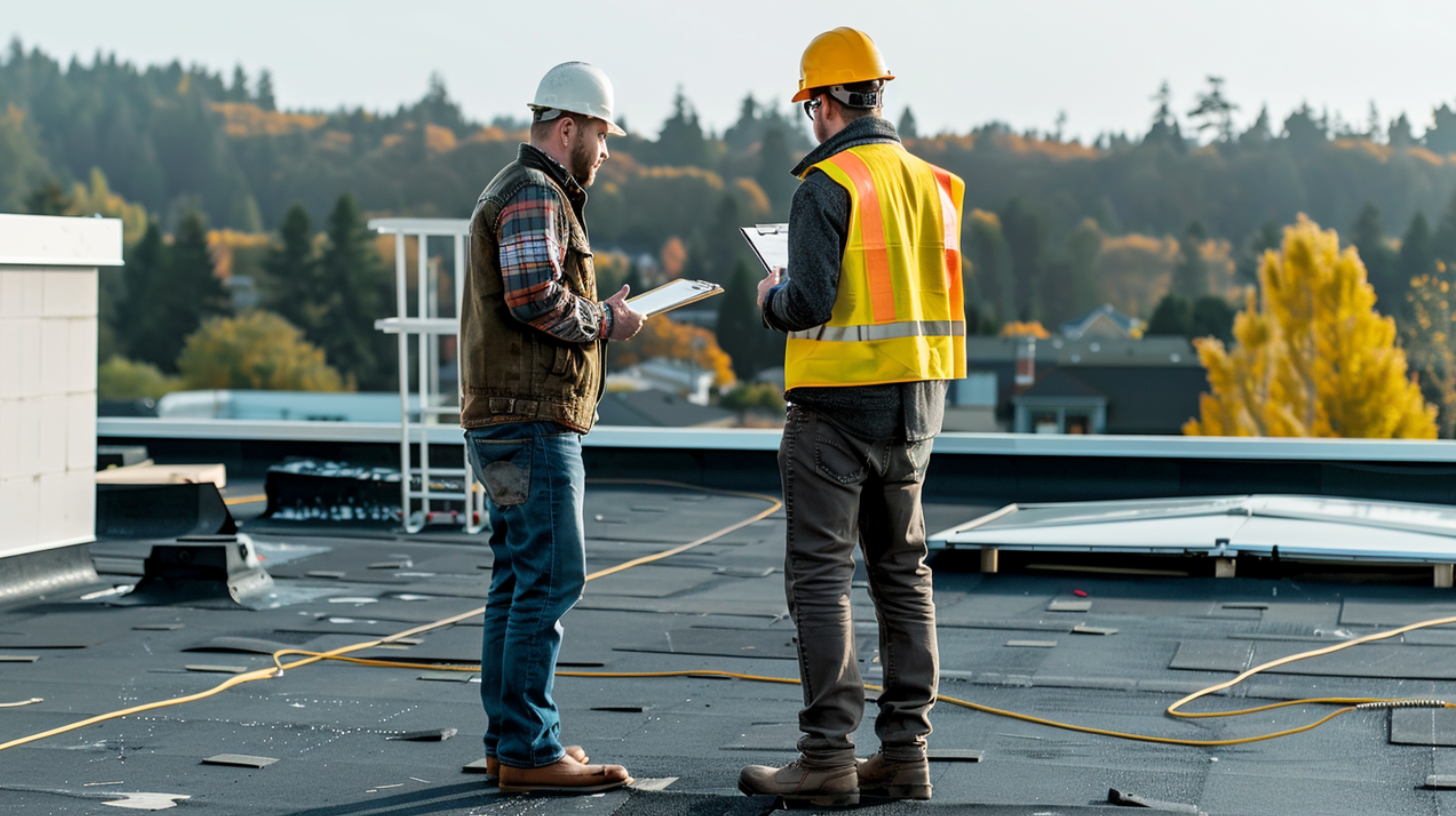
[7,0,1456,143]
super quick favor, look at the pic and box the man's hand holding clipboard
[741,223,790,311]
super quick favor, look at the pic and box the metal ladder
[369,218,486,534]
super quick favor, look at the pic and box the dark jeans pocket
[814,428,869,486]
[476,441,532,507]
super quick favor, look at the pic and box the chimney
[1014,336,1037,393]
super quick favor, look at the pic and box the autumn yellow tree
[1185,216,1436,438]
[177,311,349,392]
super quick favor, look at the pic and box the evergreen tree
[1188,76,1238,142]
[316,193,392,390]
[1388,112,1415,148]
[256,69,276,111]
[966,209,1013,325]
[716,261,770,380]
[228,65,248,102]
[700,193,750,285]
[898,107,920,140]
[1351,203,1399,312]
[1235,221,1282,286]
[1431,189,1456,264]
[656,88,709,168]
[263,203,321,330]
[1189,296,1235,343]
[755,127,796,218]
[1171,221,1209,298]
[1284,104,1326,148]
[999,197,1045,321]
[1187,216,1435,438]
[1041,219,1101,324]
[1238,105,1272,145]
[130,209,231,372]
[1427,104,1456,155]
[1147,293,1192,336]
[1396,212,1436,315]
[1145,81,1185,150]
[722,94,760,151]
[24,179,72,215]
[114,219,166,358]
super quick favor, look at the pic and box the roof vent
[122,536,273,608]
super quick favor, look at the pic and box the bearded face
[569,132,599,187]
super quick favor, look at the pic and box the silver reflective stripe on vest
[789,320,966,342]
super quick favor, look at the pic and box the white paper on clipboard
[625,278,723,316]
[739,223,789,274]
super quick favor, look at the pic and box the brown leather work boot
[484,745,588,779]
[857,753,931,800]
[738,758,859,807]
[497,754,631,794]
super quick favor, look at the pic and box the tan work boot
[738,759,859,807]
[484,745,588,779]
[857,753,931,800]
[497,754,631,794]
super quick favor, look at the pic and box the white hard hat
[528,62,627,136]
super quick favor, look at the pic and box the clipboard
[625,278,724,316]
[739,223,789,275]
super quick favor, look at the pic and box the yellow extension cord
[2,478,1453,754]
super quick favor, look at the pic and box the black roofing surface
[3,479,1456,815]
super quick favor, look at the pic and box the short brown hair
[529,109,592,142]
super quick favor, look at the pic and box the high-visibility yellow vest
[785,143,966,389]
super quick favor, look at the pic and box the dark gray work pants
[778,405,940,766]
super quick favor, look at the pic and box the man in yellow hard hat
[738,28,965,806]
[459,61,642,795]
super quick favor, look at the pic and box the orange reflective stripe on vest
[932,166,964,307]
[825,150,897,323]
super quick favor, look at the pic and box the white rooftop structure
[0,213,122,560]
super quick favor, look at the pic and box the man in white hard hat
[459,61,642,794]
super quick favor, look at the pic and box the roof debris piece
[1048,599,1092,612]
[417,671,474,682]
[0,655,39,662]
[1072,624,1119,635]
[1426,775,1456,789]
[386,728,457,741]
[1107,787,1202,813]
[100,792,192,810]
[927,749,983,762]
[184,665,249,674]
[201,754,278,768]
[631,777,678,791]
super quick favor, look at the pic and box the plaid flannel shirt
[498,182,610,343]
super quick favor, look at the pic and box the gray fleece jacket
[762,115,948,442]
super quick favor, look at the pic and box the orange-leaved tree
[610,315,736,388]
[1184,215,1436,438]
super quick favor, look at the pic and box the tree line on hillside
[9,43,1456,417]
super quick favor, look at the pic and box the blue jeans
[465,422,586,769]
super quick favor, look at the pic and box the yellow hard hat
[792,27,894,103]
